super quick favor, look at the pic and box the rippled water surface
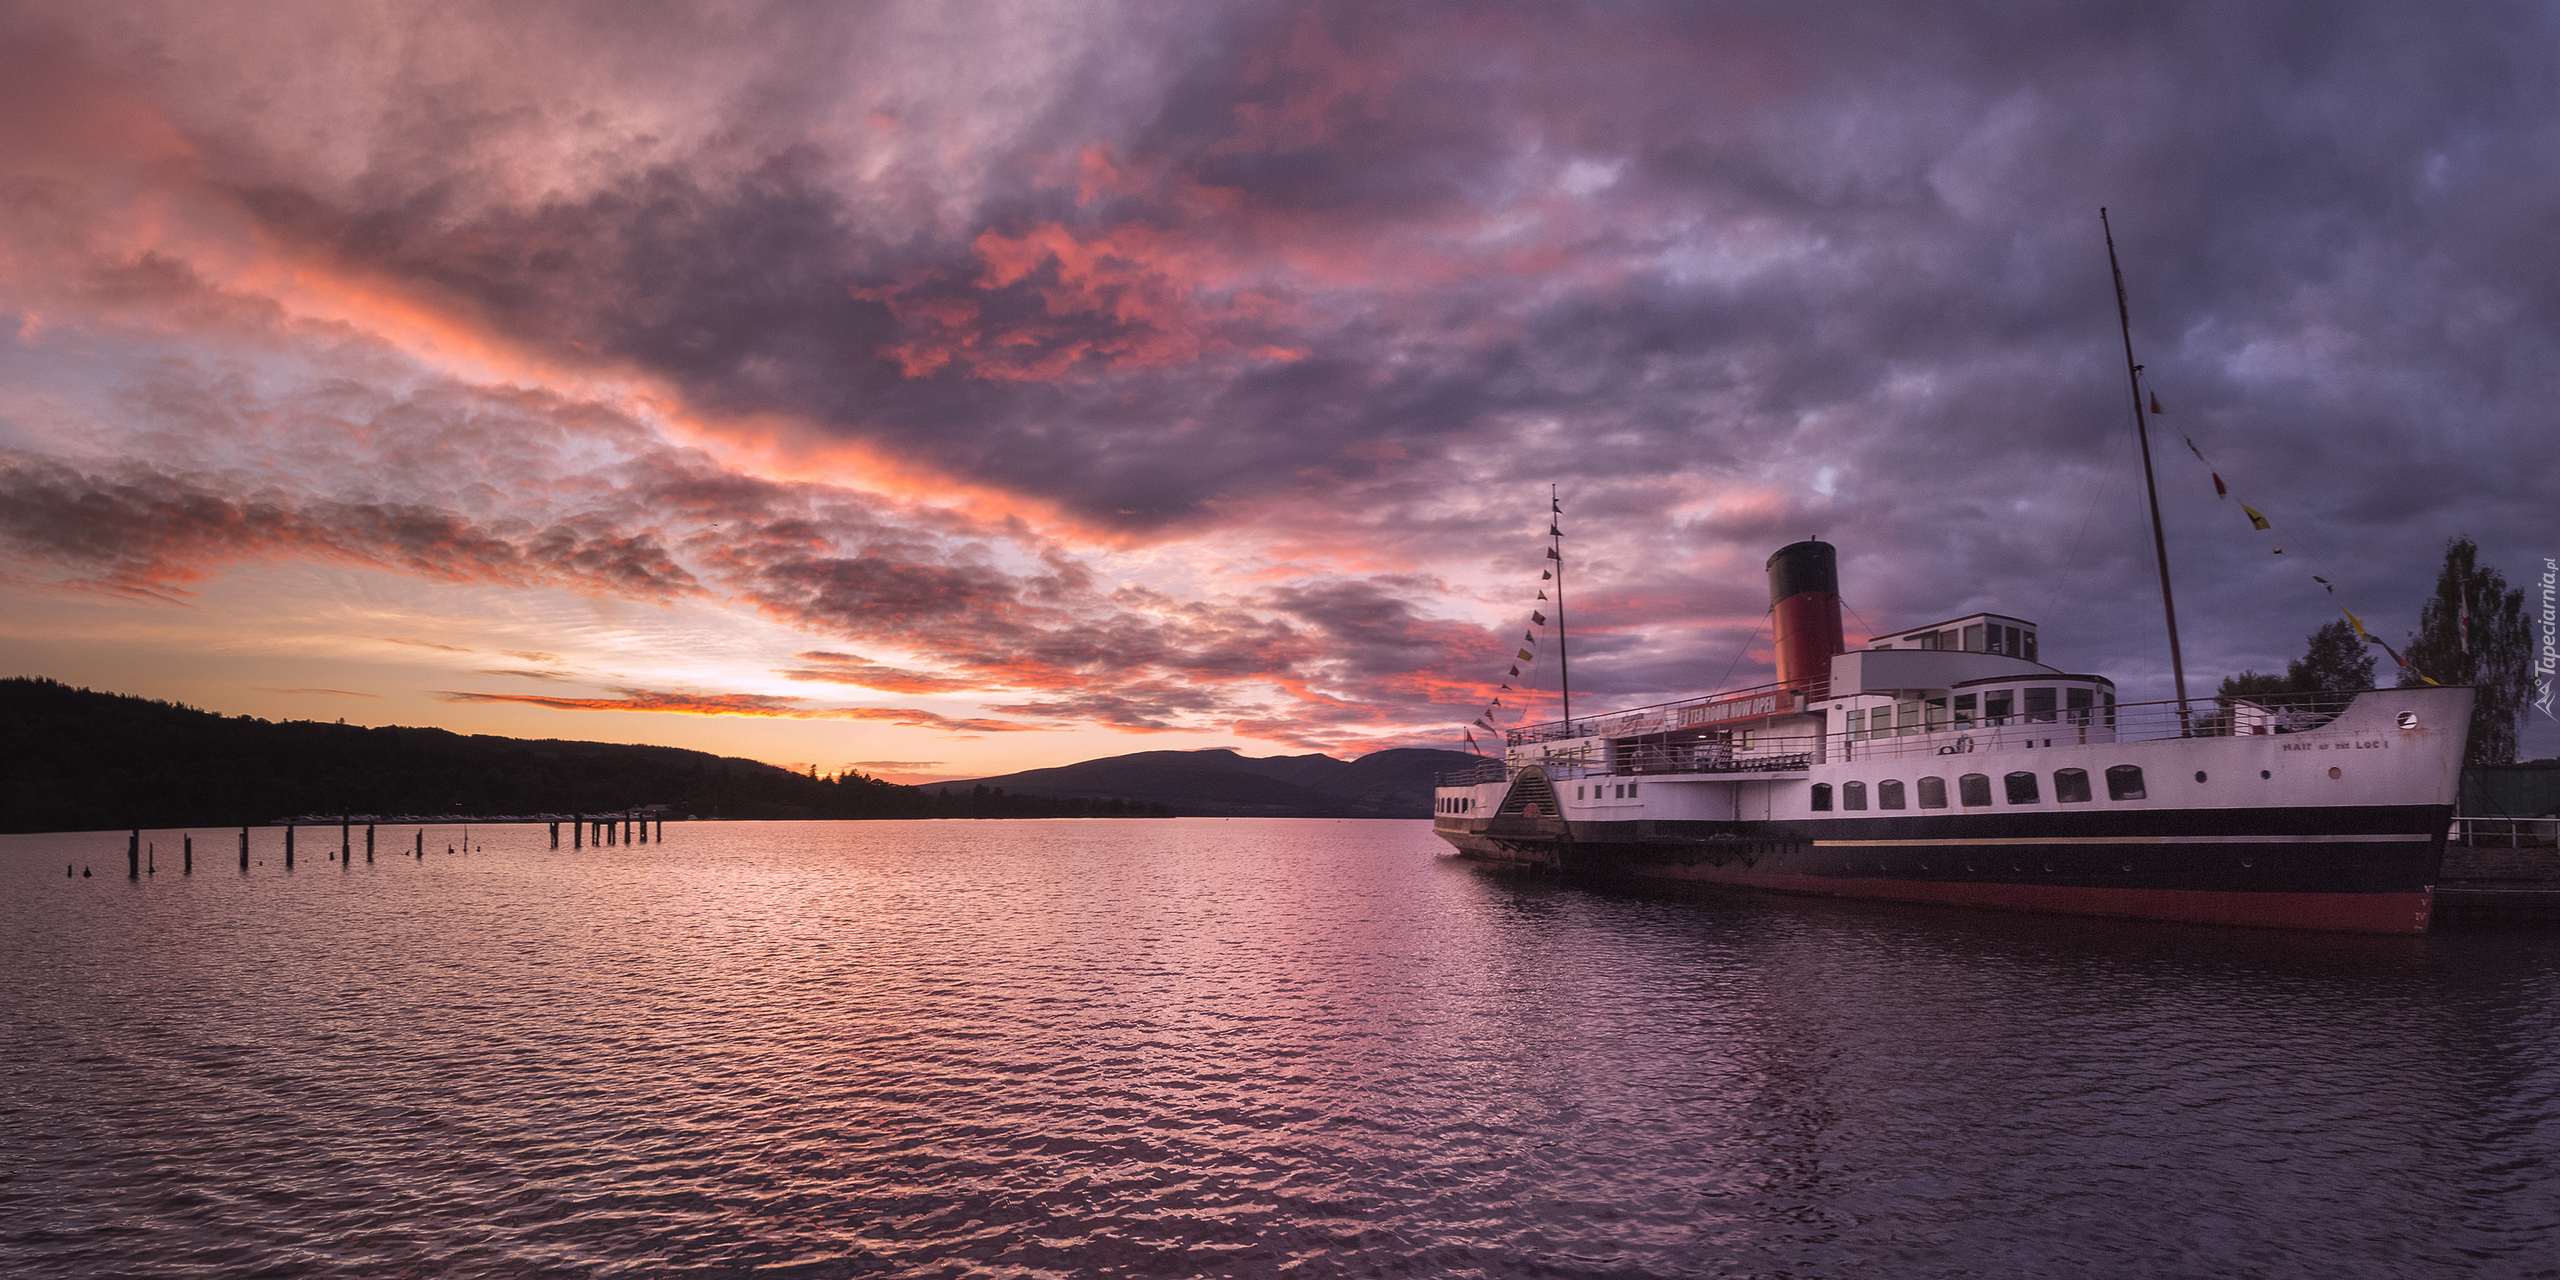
[4,818,2557,1278]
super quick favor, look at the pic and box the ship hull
[1435,803,2448,933]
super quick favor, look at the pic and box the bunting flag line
[2151,392,2167,415]
[1464,489,1572,743]
[2344,607,2441,685]
[2181,410,2419,672]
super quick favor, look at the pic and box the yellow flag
[2241,503,2271,531]
[2342,608,2376,644]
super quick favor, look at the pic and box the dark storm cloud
[0,451,702,600]
[8,0,2557,754]
[129,0,2546,556]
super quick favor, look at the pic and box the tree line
[0,678,1168,834]
[2217,536,2541,764]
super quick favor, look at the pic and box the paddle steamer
[1432,539,2471,933]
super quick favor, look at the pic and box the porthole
[2328,766,2342,780]
[2241,858,2254,868]
[2194,771,2208,784]
[2260,770,2271,780]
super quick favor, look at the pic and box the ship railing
[1464,691,2380,784]
[1500,676,1817,746]
[2453,817,2560,849]
[1828,693,2362,762]
[1434,758,1512,788]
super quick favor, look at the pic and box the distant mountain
[0,677,1170,832]
[944,746,1479,818]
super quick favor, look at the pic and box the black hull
[1434,803,2451,933]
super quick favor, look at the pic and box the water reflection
[2,819,2553,1277]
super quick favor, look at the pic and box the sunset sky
[4,0,2555,783]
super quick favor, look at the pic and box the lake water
[3,818,2555,1278]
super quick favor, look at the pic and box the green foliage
[2287,619,2376,697]
[2400,537,2534,765]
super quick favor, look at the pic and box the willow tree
[2400,537,2532,765]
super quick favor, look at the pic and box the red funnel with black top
[1765,540,1843,698]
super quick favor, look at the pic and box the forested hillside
[0,678,1172,832]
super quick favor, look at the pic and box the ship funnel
[1765,540,1844,698]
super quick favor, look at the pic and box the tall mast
[1550,484,1572,734]
[2102,208,2192,724]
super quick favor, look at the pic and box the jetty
[2434,817,2560,926]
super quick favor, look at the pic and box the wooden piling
[415,829,424,858]
[239,826,248,872]
[366,824,375,863]
[184,835,192,875]
[128,829,139,880]
[285,824,295,869]
[340,817,350,866]
[550,821,560,849]
[573,812,583,849]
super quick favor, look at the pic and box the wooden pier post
[285,823,295,869]
[128,829,139,880]
[239,826,248,872]
[148,841,154,875]
[366,824,375,863]
[573,812,582,849]
[550,821,559,849]
[340,817,350,866]
[415,829,423,858]
[184,835,192,875]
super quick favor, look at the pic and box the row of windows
[1880,623,2035,659]
[1577,783,1638,800]
[1810,765,2148,811]
[1436,796,1478,814]
[1846,688,2113,739]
